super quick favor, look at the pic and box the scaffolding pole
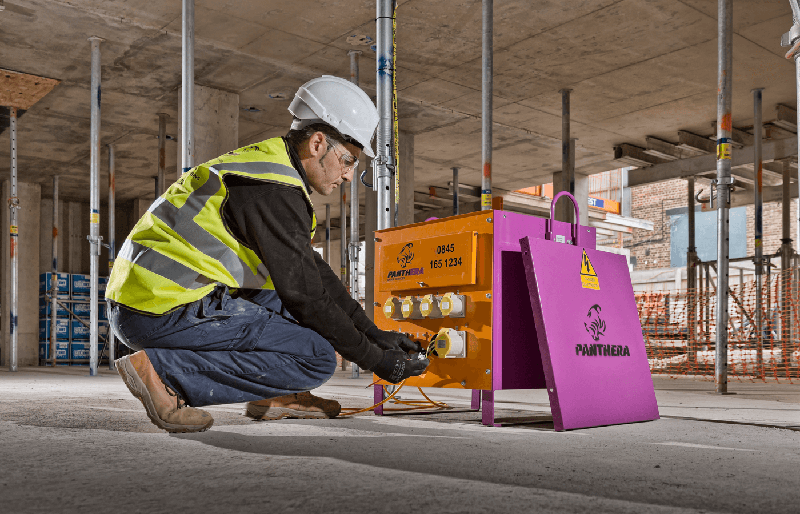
[8,107,19,372]
[107,144,115,368]
[376,0,394,232]
[50,175,59,366]
[480,0,493,210]
[781,161,793,367]
[788,0,800,261]
[340,190,347,283]
[714,0,733,394]
[181,0,194,176]
[687,176,697,364]
[348,50,362,379]
[753,89,764,377]
[157,113,168,196]
[88,36,103,376]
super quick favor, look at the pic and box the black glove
[365,326,423,353]
[371,349,430,384]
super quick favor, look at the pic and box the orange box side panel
[373,211,494,390]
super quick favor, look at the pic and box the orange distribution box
[374,211,494,390]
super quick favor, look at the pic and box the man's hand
[371,349,429,384]
[365,326,422,353]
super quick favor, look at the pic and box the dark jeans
[108,286,337,407]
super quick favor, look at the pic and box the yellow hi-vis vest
[106,138,316,314]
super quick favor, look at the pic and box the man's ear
[307,131,327,158]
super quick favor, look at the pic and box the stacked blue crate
[70,274,110,366]
[39,273,71,365]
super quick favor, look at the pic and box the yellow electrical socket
[419,294,443,318]
[430,328,467,358]
[383,297,403,320]
[401,296,423,319]
[439,292,466,318]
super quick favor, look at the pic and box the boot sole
[116,355,214,433]
[245,405,340,421]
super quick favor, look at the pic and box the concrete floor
[1,368,798,513]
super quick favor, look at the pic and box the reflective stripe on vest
[107,139,316,314]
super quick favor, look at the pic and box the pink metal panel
[520,236,659,431]
[491,210,595,391]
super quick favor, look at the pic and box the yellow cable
[339,380,406,416]
[339,381,450,416]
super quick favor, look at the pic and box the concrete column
[177,84,239,175]
[621,167,631,218]
[132,198,153,222]
[67,202,86,274]
[40,198,65,274]
[398,131,415,227]
[1,181,41,366]
[574,172,589,226]
[364,180,378,323]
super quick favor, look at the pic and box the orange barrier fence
[637,268,800,382]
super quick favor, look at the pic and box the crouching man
[106,76,428,433]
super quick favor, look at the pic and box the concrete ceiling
[0,0,798,222]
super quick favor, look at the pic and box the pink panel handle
[546,191,581,246]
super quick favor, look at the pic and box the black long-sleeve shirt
[220,142,382,371]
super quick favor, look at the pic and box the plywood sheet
[0,69,60,110]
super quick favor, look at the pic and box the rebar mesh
[638,268,800,382]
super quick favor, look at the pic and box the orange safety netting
[637,267,800,382]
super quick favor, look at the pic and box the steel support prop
[349,50,362,379]
[714,0,733,394]
[158,113,168,196]
[374,0,395,405]
[753,89,764,377]
[181,0,194,176]
[452,167,459,215]
[559,89,574,223]
[348,50,361,299]
[88,36,103,376]
[107,144,115,368]
[784,2,800,371]
[480,0,493,211]
[375,0,394,231]
[49,175,59,366]
[780,162,793,367]
[8,107,19,372]
[687,176,698,365]
[340,190,347,283]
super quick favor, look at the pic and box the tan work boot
[116,351,214,433]
[245,392,341,420]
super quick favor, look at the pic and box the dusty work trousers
[108,286,337,407]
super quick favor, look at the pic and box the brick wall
[628,178,798,270]
[628,179,686,269]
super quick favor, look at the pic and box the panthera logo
[397,243,415,269]
[584,304,606,341]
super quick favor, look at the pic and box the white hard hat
[288,75,379,158]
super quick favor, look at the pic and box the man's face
[301,132,362,196]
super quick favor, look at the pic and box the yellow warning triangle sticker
[580,250,600,290]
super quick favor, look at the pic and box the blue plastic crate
[39,272,70,298]
[39,318,70,341]
[72,302,108,321]
[71,319,108,340]
[39,341,69,365]
[39,297,70,318]
[69,342,104,366]
[71,274,108,298]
